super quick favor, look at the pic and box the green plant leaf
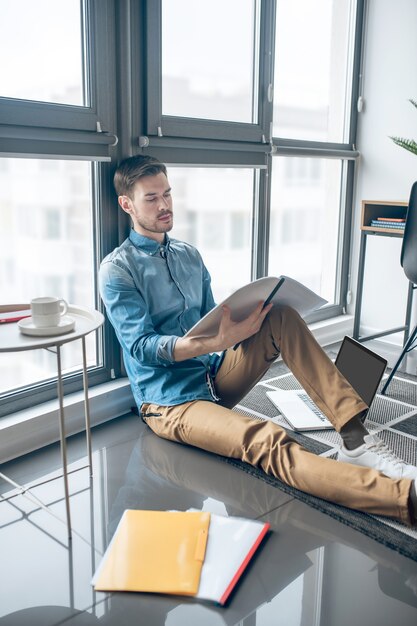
[390,136,417,156]
[390,99,417,157]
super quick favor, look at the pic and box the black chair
[381,181,417,394]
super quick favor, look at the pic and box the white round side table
[0,305,105,539]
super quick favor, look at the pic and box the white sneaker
[338,434,417,480]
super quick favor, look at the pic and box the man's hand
[215,301,273,351]
[173,301,273,361]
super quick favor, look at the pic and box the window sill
[0,378,134,464]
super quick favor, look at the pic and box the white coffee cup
[30,297,68,328]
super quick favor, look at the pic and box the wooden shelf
[361,200,408,234]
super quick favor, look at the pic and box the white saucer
[17,316,76,337]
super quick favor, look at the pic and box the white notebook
[195,513,270,605]
[185,276,327,339]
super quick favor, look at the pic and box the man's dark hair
[113,155,167,197]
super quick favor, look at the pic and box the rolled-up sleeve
[99,260,179,366]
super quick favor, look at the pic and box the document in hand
[92,510,210,595]
[184,276,327,339]
[195,513,270,605]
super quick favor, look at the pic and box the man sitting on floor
[99,155,417,526]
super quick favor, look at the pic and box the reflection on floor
[1,342,417,626]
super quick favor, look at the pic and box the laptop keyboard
[298,392,327,420]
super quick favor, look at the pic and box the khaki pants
[142,306,412,524]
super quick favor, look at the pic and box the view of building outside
[0,0,355,395]
[269,0,354,302]
[162,0,258,123]
[269,157,343,303]
[0,1,95,395]
[273,0,354,142]
[162,0,353,306]
[0,0,84,106]
[0,159,97,395]
[169,168,254,303]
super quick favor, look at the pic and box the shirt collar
[129,229,170,256]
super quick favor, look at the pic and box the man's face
[119,172,173,242]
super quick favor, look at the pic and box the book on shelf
[370,220,405,229]
[376,217,405,222]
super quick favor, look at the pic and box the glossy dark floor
[1,412,417,626]
[1,341,417,625]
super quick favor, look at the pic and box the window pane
[273,0,355,142]
[268,158,342,304]
[0,0,85,106]
[169,168,253,302]
[0,159,98,396]
[162,0,259,124]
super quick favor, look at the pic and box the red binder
[0,305,31,324]
[194,513,270,605]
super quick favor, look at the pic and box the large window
[269,158,343,304]
[146,0,363,319]
[273,0,356,142]
[147,0,274,142]
[0,0,85,106]
[0,159,99,396]
[161,0,259,124]
[0,0,117,416]
[0,0,364,415]
[169,167,254,301]
[268,0,360,310]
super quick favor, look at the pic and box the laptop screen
[335,337,388,406]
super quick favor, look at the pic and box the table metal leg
[81,336,93,475]
[353,232,367,340]
[381,324,417,394]
[56,344,72,540]
[353,231,412,344]
[403,282,415,345]
[0,471,66,525]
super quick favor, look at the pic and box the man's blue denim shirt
[99,230,222,408]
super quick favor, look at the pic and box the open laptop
[266,336,388,431]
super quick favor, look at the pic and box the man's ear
[118,195,133,214]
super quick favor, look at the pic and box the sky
[0,0,83,104]
[0,0,345,109]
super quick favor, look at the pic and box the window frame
[0,161,121,418]
[145,0,275,143]
[0,0,120,417]
[267,0,365,321]
[144,0,364,323]
[0,0,117,161]
[0,0,366,417]
[143,0,365,325]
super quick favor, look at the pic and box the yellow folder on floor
[92,510,210,595]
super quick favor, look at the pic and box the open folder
[92,510,270,605]
[195,513,270,605]
[92,510,210,595]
